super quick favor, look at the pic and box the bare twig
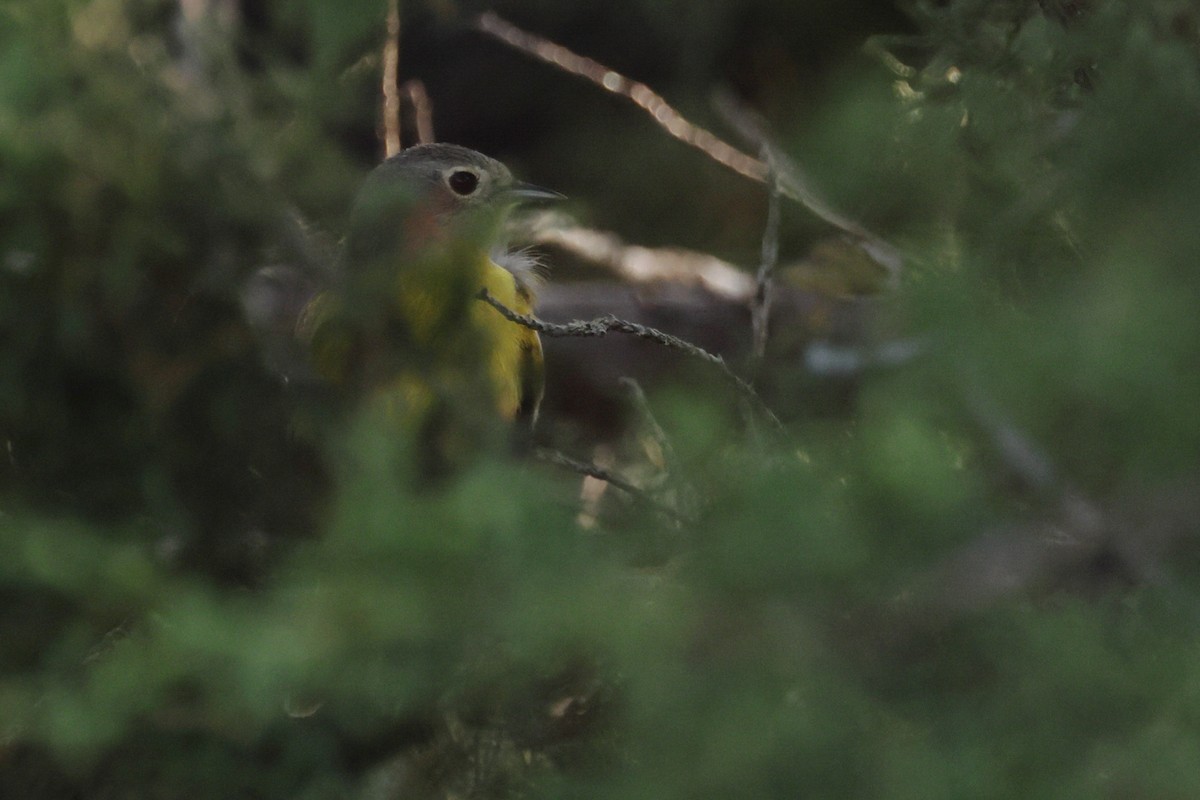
[713,90,904,283]
[480,290,723,366]
[750,151,781,370]
[402,79,434,144]
[574,445,615,529]
[524,216,755,300]
[475,12,768,184]
[534,447,686,522]
[478,289,787,435]
[619,377,702,520]
[382,0,402,157]
[713,90,865,237]
[619,377,677,472]
[620,375,696,488]
[474,12,903,284]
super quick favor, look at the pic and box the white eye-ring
[445,168,481,196]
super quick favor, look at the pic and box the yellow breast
[299,250,542,424]
[475,258,543,421]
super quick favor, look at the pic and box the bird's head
[346,143,560,263]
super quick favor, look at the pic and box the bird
[295,144,560,455]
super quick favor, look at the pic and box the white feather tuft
[491,245,549,293]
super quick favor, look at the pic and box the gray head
[361,143,559,215]
[346,144,560,263]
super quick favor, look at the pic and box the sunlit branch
[524,216,755,300]
[475,12,904,283]
[382,0,402,157]
[403,79,434,145]
[475,12,768,185]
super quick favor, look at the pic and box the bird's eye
[447,170,480,196]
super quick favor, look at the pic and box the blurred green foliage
[3,0,1200,798]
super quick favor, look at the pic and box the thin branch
[473,12,903,283]
[480,291,723,364]
[750,151,781,371]
[534,447,686,522]
[382,0,402,157]
[524,215,755,300]
[713,90,865,237]
[402,79,434,144]
[713,89,904,283]
[478,289,787,435]
[534,448,644,497]
[619,377,701,520]
[619,377,677,472]
[475,12,768,185]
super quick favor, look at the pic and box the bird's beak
[508,182,565,203]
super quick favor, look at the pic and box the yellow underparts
[476,257,540,420]
[301,250,541,423]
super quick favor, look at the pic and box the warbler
[297,144,559,438]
